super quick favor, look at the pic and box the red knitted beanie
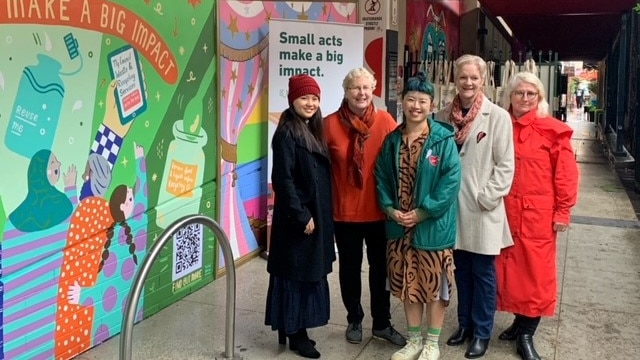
[287,74,321,105]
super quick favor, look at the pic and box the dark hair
[403,72,435,99]
[275,106,327,154]
[99,184,138,272]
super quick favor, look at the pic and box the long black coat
[268,126,335,283]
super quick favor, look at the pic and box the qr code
[172,223,203,281]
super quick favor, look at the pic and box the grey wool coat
[435,95,515,255]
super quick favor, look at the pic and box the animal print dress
[386,129,455,304]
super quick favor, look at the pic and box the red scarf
[450,94,483,144]
[338,99,376,188]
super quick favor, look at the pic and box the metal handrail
[119,214,241,360]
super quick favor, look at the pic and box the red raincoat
[496,110,579,317]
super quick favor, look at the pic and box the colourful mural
[0,1,217,359]
[217,0,357,267]
[406,0,461,61]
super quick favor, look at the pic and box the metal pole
[615,13,629,156]
[547,51,553,112]
[537,50,542,79]
[119,215,241,360]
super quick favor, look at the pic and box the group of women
[264,54,578,360]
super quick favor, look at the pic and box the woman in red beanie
[265,74,335,359]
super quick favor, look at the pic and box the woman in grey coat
[434,55,515,359]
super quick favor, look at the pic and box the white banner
[267,19,364,183]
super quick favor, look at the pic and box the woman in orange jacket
[323,67,405,347]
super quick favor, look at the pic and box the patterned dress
[54,196,112,359]
[386,129,455,304]
[53,158,147,359]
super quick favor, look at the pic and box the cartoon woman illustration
[8,149,76,232]
[1,151,77,360]
[79,153,112,200]
[53,143,147,359]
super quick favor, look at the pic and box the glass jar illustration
[5,54,65,159]
[156,120,208,228]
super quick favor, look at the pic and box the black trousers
[334,221,391,330]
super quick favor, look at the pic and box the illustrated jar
[156,120,208,228]
[5,54,65,159]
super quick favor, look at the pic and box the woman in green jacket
[375,72,461,360]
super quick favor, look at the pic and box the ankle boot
[499,322,520,341]
[289,330,320,359]
[464,337,489,359]
[516,334,541,360]
[278,328,315,347]
[447,327,473,346]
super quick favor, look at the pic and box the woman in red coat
[496,72,578,360]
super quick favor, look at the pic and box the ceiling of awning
[478,0,637,62]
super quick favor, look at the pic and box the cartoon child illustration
[8,149,76,232]
[53,143,147,358]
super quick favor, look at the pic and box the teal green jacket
[374,118,461,251]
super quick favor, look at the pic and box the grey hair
[454,54,487,81]
[501,72,550,117]
[88,153,112,197]
[341,67,377,95]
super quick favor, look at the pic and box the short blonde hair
[501,72,550,117]
[454,54,486,82]
[342,67,377,94]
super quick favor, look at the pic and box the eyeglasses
[512,90,538,100]
[347,86,374,93]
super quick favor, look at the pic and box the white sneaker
[391,337,423,360]
[418,342,440,360]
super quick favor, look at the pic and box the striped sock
[426,327,441,345]
[408,326,422,342]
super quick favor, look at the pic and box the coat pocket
[521,195,555,239]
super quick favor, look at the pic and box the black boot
[447,327,473,346]
[499,315,521,341]
[519,315,541,335]
[516,316,541,360]
[464,337,489,359]
[516,334,541,360]
[289,330,320,359]
[278,328,315,347]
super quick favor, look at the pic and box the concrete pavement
[80,112,640,360]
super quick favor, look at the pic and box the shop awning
[478,0,637,62]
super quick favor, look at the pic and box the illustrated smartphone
[107,45,147,125]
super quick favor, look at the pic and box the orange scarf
[338,99,376,188]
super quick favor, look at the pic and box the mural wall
[0,0,362,358]
[0,1,217,359]
[406,0,461,62]
[217,1,358,267]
